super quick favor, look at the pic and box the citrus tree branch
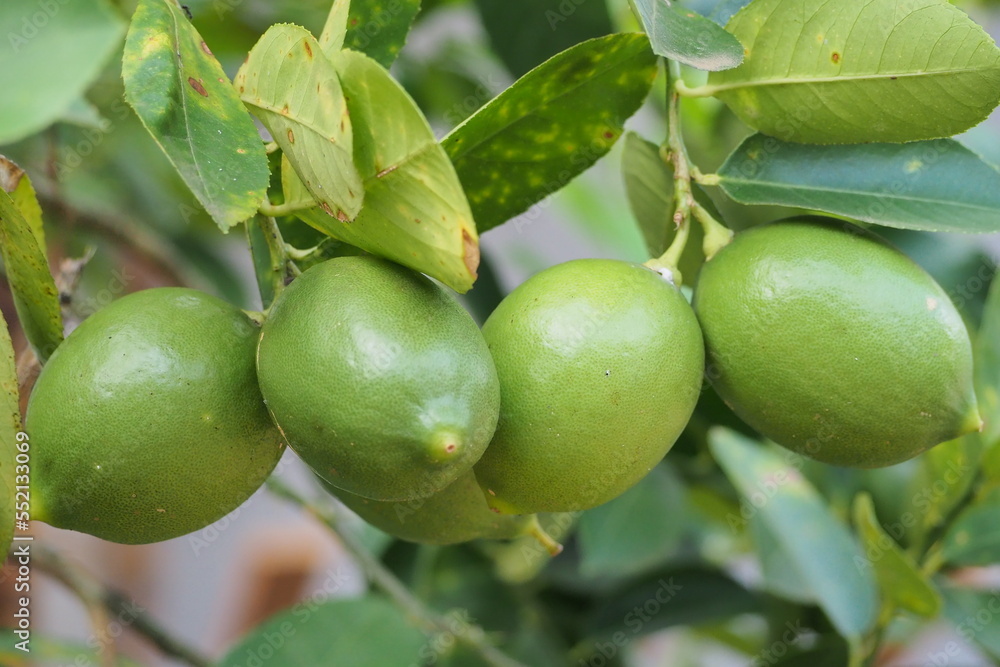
[266,478,529,667]
[34,546,211,667]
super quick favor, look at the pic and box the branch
[266,478,529,667]
[34,546,211,667]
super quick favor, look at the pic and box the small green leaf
[632,0,743,71]
[443,34,657,233]
[977,279,1000,448]
[709,428,879,641]
[217,596,427,666]
[704,0,1000,144]
[234,24,362,222]
[246,217,276,310]
[122,0,269,231]
[717,135,1000,233]
[578,465,686,579]
[474,0,613,77]
[0,189,62,364]
[908,435,983,544]
[0,313,19,559]
[622,132,673,256]
[293,50,480,292]
[0,0,125,144]
[0,157,45,256]
[343,0,422,68]
[941,585,1000,660]
[748,514,815,604]
[318,0,351,55]
[941,493,1000,567]
[852,493,942,618]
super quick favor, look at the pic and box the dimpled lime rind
[693,218,982,468]
[26,288,286,544]
[256,256,501,503]
[474,259,705,514]
[319,471,532,545]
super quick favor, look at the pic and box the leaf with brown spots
[0,157,46,257]
[319,0,421,68]
[0,189,62,364]
[235,24,363,222]
[122,0,268,231]
[290,50,479,292]
[442,34,657,233]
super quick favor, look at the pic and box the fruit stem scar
[523,515,563,556]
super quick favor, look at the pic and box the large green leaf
[0,190,62,363]
[716,135,1000,233]
[443,34,657,233]
[474,0,613,77]
[0,313,19,559]
[632,0,743,71]
[293,50,480,292]
[941,490,1000,567]
[709,428,878,641]
[217,596,427,667]
[701,0,1000,144]
[235,24,363,222]
[319,0,420,68]
[578,465,686,579]
[0,0,125,144]
[852,494,941,618]
[122,0,268,230]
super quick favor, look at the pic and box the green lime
[257,256,500,502]
[319,471,532,545]
[474,259,705,514]
[693,218,982,468]
[27,288,285,544]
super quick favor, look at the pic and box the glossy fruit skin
[474,259,705,514]
[318,471,531,545]
[27,288,285,544]
[693,218,982,468]
[257,256,500,502]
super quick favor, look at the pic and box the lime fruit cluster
[473,259,706,514]
[693,218,982,468]
[27,288,285,544]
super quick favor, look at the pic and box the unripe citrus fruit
[27,288,286,544]
[474,259,705,514]
[693,218,982,468]
[256,256,500,502]
[318,472,532,545]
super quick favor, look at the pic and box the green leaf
[977,278,1000,447]
[443,34,657,233]
[234,24,362,222]
[122,0,269,231]
[852,493,941,618]
[941,585,1000,660]
[941,494,1000,567]
[474,0,613,77]
[0,313,19,559]
[0,157,45,256]
[578,465,686,579]
[0,0,125,144]
[318,0,350,55]
[717,135,1000,233]
[709,428,879,641]
[0,189,62,364]
[748,513,815,604]
[631,0,743,71]
[217,596,428,667]
[907,435,983,543]
[246,217,276,310]
[583,566,761,639]
[703,0,1000,144]
[343,0,422,68]
[292,50,480,292]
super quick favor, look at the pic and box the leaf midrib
[720,173,1000,214]
[700,66,998,96]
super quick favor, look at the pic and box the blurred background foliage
[2,0,1000,665]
